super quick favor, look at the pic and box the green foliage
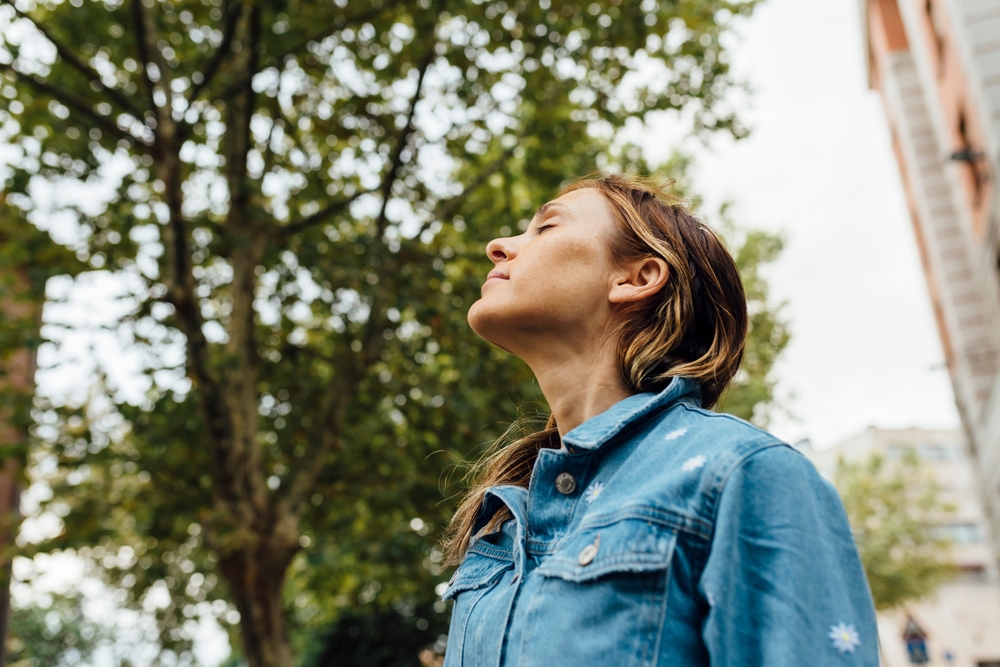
[5,594,106,667]
[716,214,787,425]
[648,153,789,425]
[834,451,956,611]
[0,0,780,664]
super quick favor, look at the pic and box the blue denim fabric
[442,377,878,666]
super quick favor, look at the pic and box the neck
[520,332,632,439]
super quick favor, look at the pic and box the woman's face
[467,188,620,355]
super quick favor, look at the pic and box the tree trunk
[220,527,298,667]
[0,260,44,665]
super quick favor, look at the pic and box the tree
[1,0,765,664]
[0,211,84,663]
[5,593,107,667]
[834,451,956,611]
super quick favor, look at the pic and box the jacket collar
[561,376,701,452]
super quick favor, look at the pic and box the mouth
[485,269,509,283]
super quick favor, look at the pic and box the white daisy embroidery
[583,481,605,504]
[828,622,860,654]
[681,454,707,472]
[664,427,688,441]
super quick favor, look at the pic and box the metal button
[555,472,576,495]
[578,534,601,566]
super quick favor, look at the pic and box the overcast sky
[641,0,961,448]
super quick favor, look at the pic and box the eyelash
[536,224,554,234]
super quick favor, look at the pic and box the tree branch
[269,0,405,67]
[186,2,243,104]
[280,362,361,514]
[270,187,373,239]
[0,64,152,150]
[135,0,175,116]
[282,409,341,514]
[217,4,271,518]
[258,102,282,177]
[214,0,407,102]
[130,1,237,512]
[221,4,260,223]
[411,146,515,242]
[373,44,437,238]
[441,148,513,219]
[131,0,160,132]
[1,0,146,119]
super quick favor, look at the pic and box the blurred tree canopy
[835,451,956,611]
[5,593,106,667]
[0,0,786,664]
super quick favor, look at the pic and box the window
[887,444,914,460]
[919,443,960,460]
[960,566,989,583]
[958,110,984,208]
[996,246,1000,303]
[934,522,982,544]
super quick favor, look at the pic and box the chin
[467,298,516,354]
[467,297,495,339]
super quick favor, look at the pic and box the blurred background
[1,0,998,665]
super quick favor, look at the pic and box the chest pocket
[519,518,678,667]
[442,544,516,667]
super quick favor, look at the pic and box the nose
[485,235,517,264]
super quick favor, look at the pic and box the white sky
[642,0,961,448]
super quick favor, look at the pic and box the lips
[486,269,509,282]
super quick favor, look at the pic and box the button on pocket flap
[442,549,512,600]
[537,519,677,583]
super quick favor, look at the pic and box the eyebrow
[534,201,566,219]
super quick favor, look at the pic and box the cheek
[540,242,614,303]
[470,262,608,327]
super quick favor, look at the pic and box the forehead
[536,188,612,223]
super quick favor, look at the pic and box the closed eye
[536,223,554,234]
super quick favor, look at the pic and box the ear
[608,257,669,304]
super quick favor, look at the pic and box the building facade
[806,427,1000,666]
[860,0,1000,557]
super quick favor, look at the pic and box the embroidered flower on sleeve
[828,622,860,654]
[583,481,605,504]
[664,427,688,441]
[681,454,707,472]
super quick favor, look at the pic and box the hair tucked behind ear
[580,173,747,406]
[443,172,748,565]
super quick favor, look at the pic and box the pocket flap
[441,548,512,600]
[536,518,677,583]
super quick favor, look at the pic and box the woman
[439,173,878,666]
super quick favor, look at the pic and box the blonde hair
[443,173,748,564]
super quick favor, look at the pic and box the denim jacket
[442,377,878,666]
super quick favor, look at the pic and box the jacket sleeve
[699,445,879,666]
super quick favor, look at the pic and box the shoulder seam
[678,403,783,443]
[704,440,792,530]
[691,440,791,584]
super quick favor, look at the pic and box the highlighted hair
[444,172,748,564]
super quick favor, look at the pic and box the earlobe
[609,257,669,304]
